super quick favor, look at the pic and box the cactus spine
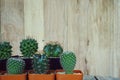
[33,53,49,74]
[60,51,76,74]
[20,38,38,57]
[0,41,12,59]
[7,57,25,74]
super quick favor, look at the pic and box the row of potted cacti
[0,51,83,80]
[0,38,63,70]
[0,38,83,80]
[0,38,63,59]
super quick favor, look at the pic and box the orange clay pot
[56,70,83,80]
[0,72,26,80]
[28,71,55,80]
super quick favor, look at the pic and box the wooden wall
[0,0,120,78]
[0,0,24,55]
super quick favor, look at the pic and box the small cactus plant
[43,41,63,57]
[0,41,12,59]
[33,52,49,74]
[60,51,76,74]
[20,38,38,57]
[7,57,25,74]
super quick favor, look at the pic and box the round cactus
[33,53,49,74]
[7,57,25,74]
[0,41,12,59]
[20,38,38,57]
[43,41,63,57]
[60,51,76,74]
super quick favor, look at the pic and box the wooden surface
[44,0,120,78]
[0,0,120,78]
[84,75,120,80]
[24,0,44,49]
[0,0,24,55]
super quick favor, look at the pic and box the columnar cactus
[60,51,76,74]
[7,57,25,74]
[43,41,63,57]
[20,38,38,57]
[0,41,12,59]
[33,53,49,74]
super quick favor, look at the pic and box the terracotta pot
[0,73,26,80]
[56,70,83,80]
[28,71,55,80]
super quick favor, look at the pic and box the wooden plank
[0,0,1,41]
[0,0,24,55]
[96,76,120,80]
[44,0,68,50]
[84,75,96,80]
[86,0,114,76]
[24,0,44,50]
[112,0,120,77]
[84,75,120,80]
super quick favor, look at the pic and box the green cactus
[7,57,25,74]
[43,41,63,57]
[60,51,76,74]
[0,41,12,59]
[33,53,49,74]
[20,38,38,57]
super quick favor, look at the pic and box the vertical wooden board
[67,0,89,73]
[44,0,68,50]
[24,0,44,50]
[112,0,120,78]
[0,0,1,41]
[86,0,114,76]
[0,0,24,55]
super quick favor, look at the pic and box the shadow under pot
[48,57,63,70]
[23,58,33,70]
[0,59,7,71]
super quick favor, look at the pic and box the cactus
[20,38,38,57]
[0,41,12,59]
[7,57,25,74]
[60,51,76,74]
[43,41,63,57]
[33,53,49,74]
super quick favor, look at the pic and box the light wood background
[0,0,120,78]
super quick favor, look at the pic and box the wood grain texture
[44,0,120,78]
[0,0,120,78]
[24,0,44,50]
[0,0,24,55]
[44,0,68,50]
[84,75,120,80]
[86,0,114,76]
[0,0,1,41]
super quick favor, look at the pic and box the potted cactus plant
[20,38,38,70]
[43,41,63,70]
[0,41,12,71]
[0,57,26,80]
[28,51,55,80]
[56,51,83,80]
